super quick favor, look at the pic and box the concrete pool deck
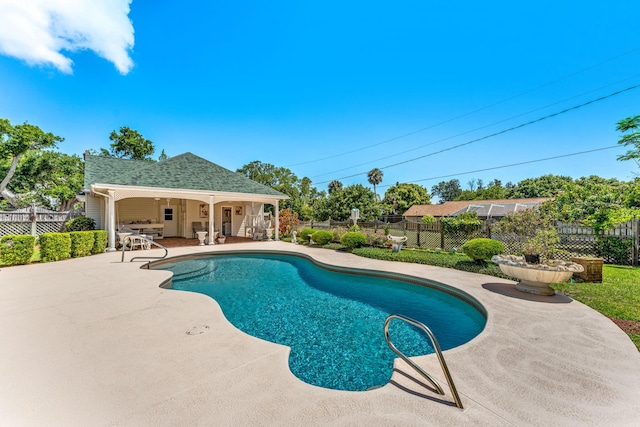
[1,241,639,426]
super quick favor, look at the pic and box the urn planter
[492,255,584,296]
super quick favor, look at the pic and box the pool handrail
[120,235,168,263]
[384,314,463,409]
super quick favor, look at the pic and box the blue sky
[1,0,639,196]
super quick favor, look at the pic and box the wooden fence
[0,207,82,237]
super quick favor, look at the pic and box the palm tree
[367,168,383,201]
[328,180,343,194]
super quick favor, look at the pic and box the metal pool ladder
[120,235,168,263]
[384,314,463,409]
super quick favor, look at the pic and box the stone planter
[492,255,584,296]
[387,235,408,253]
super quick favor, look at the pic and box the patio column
[274,199,280,241]
[106,190,116,252]
[208,196,215,245]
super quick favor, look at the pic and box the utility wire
[312,84,640,186]
[285,47,640,168]
[310,74,640,179]
[376,145,620,189]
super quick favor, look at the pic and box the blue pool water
[156,253,485,391]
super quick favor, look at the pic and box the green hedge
[311,230,333,245]
[462,238,504,263]
[340,232,366,249]
[92,230,108,254]
[0,235,36,266]
[64,216,96,231]
[299,228,316,243]
[70,231,94,258]
[40,232,71,262]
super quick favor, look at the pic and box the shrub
[523,228,560,260]
[462,238,504,263]
[383,222,391,235]
[441,212,481,234]
[595,236,633,265]
[0,235,36,266]
[70,231,94,257]
[311,230,333,245]
[331,227,348,243]
[421,215,436,224]
[65,216,96,231]
[340,232,366,249]
[40,232,71,262]
[299,228,316,243]
[278,208,300,237]
[92,230,108,254]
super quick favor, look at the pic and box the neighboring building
[83,152,289,251]
[403,198,552,221]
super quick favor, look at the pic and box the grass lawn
[350,247,640,351]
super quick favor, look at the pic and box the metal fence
[296,218,640,266]
[0,207,83,237]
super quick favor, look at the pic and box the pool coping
[1,241,639,426]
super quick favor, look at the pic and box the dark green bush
[311,230,333,245]
[70,231,94,257]
[340,232,366,249]
[92,230,108,254]
[299,228,316,243]
[462,238,505,262]
[0,235,36,266]
[595,236,632,265]
[40,232,71,262]
[65,216,96,231]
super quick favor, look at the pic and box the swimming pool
[154,252,486,391]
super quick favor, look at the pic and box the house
[83,152,289,251]
[403,198,552,221]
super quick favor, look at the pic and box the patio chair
[192,221,204,238]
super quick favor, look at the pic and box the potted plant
[522,228,560,264]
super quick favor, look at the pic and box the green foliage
[523,228,560,260]
[105,126,155,160]
[331,227,348,243]
[0,234,36,266]
[582,207,640,234]
[69,231,94,258]
[367,168,383,200]
[383,222,391,235]
[313,184,380,221]
[492,209,550,238]
[311,230,333,245]
[595,236,633,265]
[511,174,572,198]
[421,215,436,224]
[382,183,431,214]
[462,238,504,262]
[299,228,316,242]
[340,232,366,249]
[1,118,64,208]
[616,115,640,165]
[92,230,108,254]
[65,216,96,231]
[39,232,71,262]
[351,247,509,278]
[441,212,481,233]
[431,179,462,202]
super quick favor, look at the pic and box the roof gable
[84,152,286,197]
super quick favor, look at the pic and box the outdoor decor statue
[387,235,408,253]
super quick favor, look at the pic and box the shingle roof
[84,152,286,197]
[403,198,552,217]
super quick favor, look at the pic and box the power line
[310,74,640,179]
[285,47,640,168]
[313,83,640,186]
[376,145,620,189]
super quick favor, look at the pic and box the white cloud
[0,0,135,74]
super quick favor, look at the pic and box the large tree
[0,118,64,208]
[367,168,383,201]
[383,183,431,214]
[616,115,640,168]
[431,179,462,203]
[314,184,380,221]
[101,126,155,160]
